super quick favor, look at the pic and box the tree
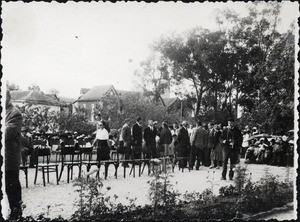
[28,83,41,91]
[17,104,60,133]
[6,81,20,91]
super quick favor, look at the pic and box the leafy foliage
[135,2,294,134]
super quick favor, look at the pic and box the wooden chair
[58,146,81,183]
[20,155,29,188]
[34,148,59,186]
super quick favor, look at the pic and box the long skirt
[214,143,223,162]
[97,140,110,161]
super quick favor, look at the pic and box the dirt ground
[1,159,296,220]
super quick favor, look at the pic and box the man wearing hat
[20,126,34,167]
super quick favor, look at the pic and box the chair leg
[58,165,64,181]
[67,166,70,183]
[139,162,141,177]
[25,168,28,188]
[124,164,126,178]
[56,165,59,185]
[42,167,46,187]
[114,163,118,179]
[105,163,109,180]
[133,163,135,178]
[47,166,50,183]
[34,167,38,185]
[78,164,82,179]
[71,165,73,180]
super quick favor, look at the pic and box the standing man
[144,120,157,158]
[190,120,208,170]
[159,121,173,157]
[5,90,23,220]
[176,121,190,168]
[120,118,132,162]
[207,123,216,168]
[131,117,143,159]
[221,118,243,180]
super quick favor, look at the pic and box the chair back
[79,147,93,161]
[33,139,47,148]
[60,146,76,163]
[65,138,75,146]
[36,148,51,164]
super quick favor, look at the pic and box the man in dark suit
[143,120,157,158]
[5,90,23,220]
[176,121,190,168]
[221,118,243,180]
[132,116,143,159]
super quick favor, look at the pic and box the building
[73,85,181,121]
[73,85,119,121]
[10,90,64,112]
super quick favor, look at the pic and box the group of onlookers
[93,117,245,181]
[243,132,293,167]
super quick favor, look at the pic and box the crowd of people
[5,88,294,220]
[242,128,294,167]
[94,117,244,181]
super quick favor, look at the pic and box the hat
[21,126,29,132]
[282,135,288,141]
[252,127,257,130]
[259,138,264,141]
[153,121,158,125]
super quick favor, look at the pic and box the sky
[2,1,299,98]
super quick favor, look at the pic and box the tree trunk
[194,85,203,123]
[214,87,218,122]
[235,86,239,120]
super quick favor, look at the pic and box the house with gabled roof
[73,85,119,120]
[10,90,65,112]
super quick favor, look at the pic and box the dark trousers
[190,146,204,169]
[145,144,157,159]
[177,148,189,168]
[97,140,110,161]
[222,148,238,179]
[118,141,131,160]
[203,147,211,166]
[132,145,142,159]
[5,170,22,217]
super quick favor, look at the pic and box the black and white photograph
[1,1,299,221]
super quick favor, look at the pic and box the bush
[147,160,181,217]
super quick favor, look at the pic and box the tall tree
[134,52,171,107]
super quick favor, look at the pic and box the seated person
[20,126,36,167]
[256,138,269,164]
[244,140,259,164]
